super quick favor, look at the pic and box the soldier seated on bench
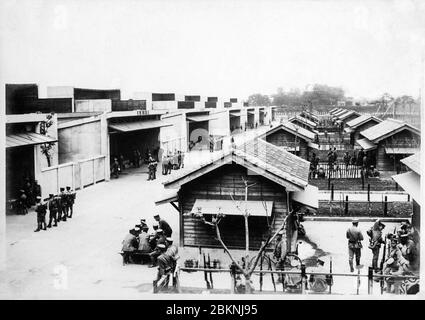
[121,228,139,264]
[156,244,173,282]
[149,229,166,268]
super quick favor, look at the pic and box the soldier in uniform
[367,219,386,272]
[147,154,157,181]
[149,229,166,267]
[59,187,68,221]
[346,218,364,272]
[384,237,405,293]
[47,194,58,228]
[55,189,65,222]
[34,196,47,232]
[398,233,418,272]
[155,244,172,281]
[122,229,139,264]
[137,226,151,254]
[165,237,179,271]
[66,186,76,218]
[154,214,172,237]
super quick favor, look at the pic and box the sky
[1,0,425,101]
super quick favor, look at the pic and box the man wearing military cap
[122,229,139,264]
[65,186,76,218]
[149,229,167,267]
[367,219,386,272]
[58,187,67,222]
[156,244,173,281]
[47,193,58,228]
[34,196,47,232]
[154,214,172,237]
[346,218,364,272]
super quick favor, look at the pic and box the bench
[119,250,151,265]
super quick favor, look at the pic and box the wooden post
[331,184,334,201]
[345,196,349,215]
[384,196,388,216]
[367,184,370,202]
[301,264,307,294]
[368,267,373,295]
[361,170,365,190]
[356,268,361,295]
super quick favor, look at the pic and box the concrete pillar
[100,112,110,181]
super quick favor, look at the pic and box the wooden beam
[170,201,180,212]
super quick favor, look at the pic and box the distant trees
[270,84,345,107]
[248,94,271,106]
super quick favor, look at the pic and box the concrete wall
[75,99,112,113]
[133,92,153,110]
[58,120,102,163]
[209,110,230,136]
[160,113,187,153]
[152,100,178,110]
[46,86,74,98]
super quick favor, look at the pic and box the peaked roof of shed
[401,152,421,175]
[259,122,316,142]
[288,115,317,128]
[163,138,310,191]
[337,110,361,121]
[360,118,420,143]
[346,114,382,129]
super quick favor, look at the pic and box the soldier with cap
[165,237,179,271]
[367,219,386,272]
[137,226,151,254]
[47,194,58,228]
[154,214,172,237]
[384,237,405,293]
[156,244,172,281]
[122,229,139,264]
[147,154,157,181]
[398,233,418,272]
[149,229,166,267]
[346,218,364,272]
[66,186,76,218]
[59,187,68,221]
[308,258,329,293]
[34,196,47,232]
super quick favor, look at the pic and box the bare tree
[192,177,291,293]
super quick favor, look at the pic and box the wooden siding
[179,164,289,250]
[265,130,309,160]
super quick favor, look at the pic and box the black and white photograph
[0,0,424,302]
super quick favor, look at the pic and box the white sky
[1,0,425,100]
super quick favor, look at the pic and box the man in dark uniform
[346,218,364,272]
[59,187,68,221]
[148,154,157,181]
[34,196,47,232]
[66,186,76,218]
[367,219,386,272]
[154,214,172,237]
[47,194,58,228]
[149,229,167,267]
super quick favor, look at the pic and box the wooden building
[288,115,317,132]
[156,139,317,251]
[258,122,316,160]
[392,153,421,231]
[344,115,382,146]
[358,119,420,171]
[336,110,361,127]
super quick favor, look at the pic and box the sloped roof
[163,138,310,191]
[337,110,361,121]
[288,115,317,128]
[6,132,57,148]
[392,171,421,205]
[401,152,421,175]
[346,114,382,129]
[360,118,420,143]
[259,122,316,142]
[356,138,377,151]
[333,109,349,117]
[300,111,319,122]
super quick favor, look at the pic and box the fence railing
[158,266,419,295]
[310,163,362,179]
[40,155,106,197]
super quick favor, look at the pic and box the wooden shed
[344,115,382,145]
[288,115,317,132]
[358,119,420,171]
[156,139,316,251]
[258,122,316,160]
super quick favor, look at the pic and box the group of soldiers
[121,214,177,278]
[161,150,185,176]
[34,186,76,232]
[13,178,42,215]
[346,218,419,292]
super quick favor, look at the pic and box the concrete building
[5,113,58,201]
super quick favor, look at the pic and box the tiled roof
[337,110,360,121]
[346,115,382,129]
[289,115,317,128]
[237,139,310,186]
[163,138,310,190]
[260,122,316,142]
[360,118,420,142]
[401,152,421,175]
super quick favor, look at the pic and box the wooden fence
[40,155,107,197]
